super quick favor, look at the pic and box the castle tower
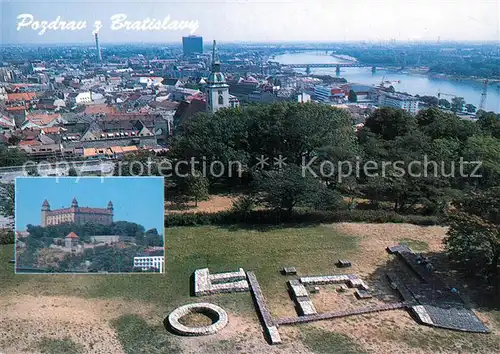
[206,40,230,113]
[41,199,50,227]
[70,198,79,224]
[65,231,79,252]
[107,201,114,223]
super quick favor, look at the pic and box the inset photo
[15,177,165,274]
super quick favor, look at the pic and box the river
[274,52,500,113]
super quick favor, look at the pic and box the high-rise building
[182,35,203,55]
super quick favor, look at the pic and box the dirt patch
[166,195,236,214]
[178,312,214,327]
[177,312,313,354]
[0,295,155,354]
[330,223,447,278]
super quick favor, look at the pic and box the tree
[252,164,343,215]
[361,107,417,141]
[0,183,14,220]
[169,102,356,185]
[348,90,357,103]
[0,229,14,245]
[416,107,477,141]
[419,96,439,107]
[114,150,161,176]
[8,135,21,146]
[359,112,462,214]
[0,146,28,167]
[461,134,500,188]
[477,111,500,139]
[451,97,465,113]
[438,98,451,109]
[465,103,477,113]
[185,173,209,207]
[68,167,78,176]
[26,165,39,176]
[445,188,500,286]
[144,228,163,247]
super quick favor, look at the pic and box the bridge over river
[269,61,377,73]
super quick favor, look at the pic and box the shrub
[0,228,15,244]
[165,209,443,227]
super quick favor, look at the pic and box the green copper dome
[207,71,226,84]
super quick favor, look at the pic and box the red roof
[65,232,79,239]
[47,208,71,215]
[19,140,41,146]
[7,92,37,102]
[26,113,61,126]
[84,104,120,115]
[78,207,112,214]
[6,106,28,111]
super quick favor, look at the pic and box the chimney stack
[95,32,102,66]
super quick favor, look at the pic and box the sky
[1,0,499,44]
[15,177,165,233]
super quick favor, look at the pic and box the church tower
[206,40,230,113]
[41,199,50,227]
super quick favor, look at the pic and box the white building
[133,256,164,273]
[314,86,345,103]
[90,235,136,244]
[68,91,92,105]
[0,87,8,101]
[0,115,15,133]
[314,86,332,102]
[297,92,311,103]
[378,91,419,114]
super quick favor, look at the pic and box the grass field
[0,225,360,353]
[1,223,499,354]
[1,225,358,311]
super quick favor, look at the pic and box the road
[0,160,116,183]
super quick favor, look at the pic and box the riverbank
[275,51,500,112]
[383,67,499,84]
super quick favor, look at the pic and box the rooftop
[65,232,79,239]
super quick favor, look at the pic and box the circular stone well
[168,303,228,336]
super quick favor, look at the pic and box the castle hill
[14,177,165,274]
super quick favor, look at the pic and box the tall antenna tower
[479,79,488,111]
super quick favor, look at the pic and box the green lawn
[2,224,499,354]
[111,314,181,354]
[2,225,360,306]
[33,337,84,354]
[166,225,359,315]
[397,238,430,252]
[0,225,360,353]
[2,224,359,311]
[300,325,367,354]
